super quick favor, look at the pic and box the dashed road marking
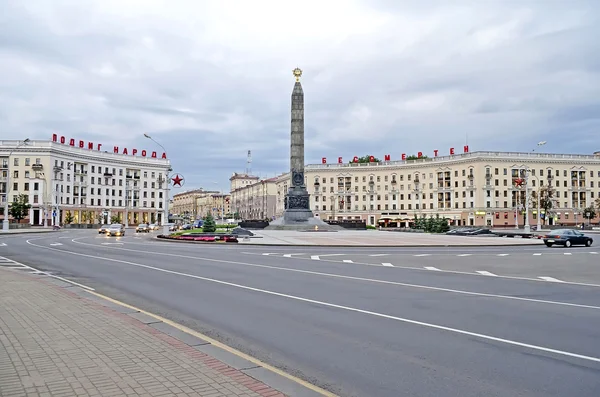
[369,254,388,257]
[50,243,63,246]
[414,254,431,257]
[477,271,497,276]
[457,254,472,257]
[318,254,345,257]
[283,253,305,258]
[343,259,353,263]
[564,253,572,255]
[539,276,564,283]
[424,266,441,271]
[591,252,598,255]
[533,253,542,256]
[382,263,394,267]
[310,255,320,260]
[497,254,509,257]
[262,253,275,256]
[0,242,6,247]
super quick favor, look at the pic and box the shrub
[203,212,216,233]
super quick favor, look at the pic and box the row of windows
[313,169,600,185]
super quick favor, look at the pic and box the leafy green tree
[203,212,216,233]
[233,211,241,220]
[583,206,597,223]
[110,214,121,224]
[406,155,429,160]
[64,211,74,224]
[350,155,381,164]
[8,193,31,223]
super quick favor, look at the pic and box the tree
[64,211,74,224]
[583,206,597,224]
[350,155,381,164]
[531,185,558,225]
[595,197,600,211]
[203,212,216,233]
[406,155,429,161]
[8,193,31,223]
[110,214,121,224]
[233,211,241,220]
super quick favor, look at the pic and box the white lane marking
[343,259,353,263]
[24,238,600,364]
[590,252,598,255]
[533,253,542,256]
[0,242,7,246]
[539,276,564,283]
[101,242,123,245]
[317,254,345,257]
[414,254,431,257]
[49,238,600,311]
[262,253,275,256]
[70,236,600,289]
[424,266,441,271]
[564,253,572,256]
[457,254,472,257]
[310,255,320,260]
[369,254,388,257]
[497,254,509,257]
[283,253,304,258]
[381,263,394,267]
[50,243,63,246]
[476,271,497,276]
[4,266,29,270]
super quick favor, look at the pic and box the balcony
[391,179,397,184]
[103,172,113,177]
[32,164,43,170]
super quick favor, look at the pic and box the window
[13,158,19,166]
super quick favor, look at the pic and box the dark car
[106,223,125,237]
[542,229,593,247]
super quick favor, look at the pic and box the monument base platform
[266,215,342,231]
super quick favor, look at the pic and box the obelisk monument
[267,68,339,230]
[282,67,313,222]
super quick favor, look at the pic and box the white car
[148,223,159,231]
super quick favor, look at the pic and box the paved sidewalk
[0,269,289,397]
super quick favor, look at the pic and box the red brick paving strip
[0,268,288,397]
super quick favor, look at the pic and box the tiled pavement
[0,268,289,397]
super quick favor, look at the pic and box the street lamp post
[2,139,30,232]
[144,134,171,236]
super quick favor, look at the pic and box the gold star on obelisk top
[293,67,302,82]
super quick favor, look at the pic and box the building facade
[272,151,600,227]
[171,189,217,220]
[1,139,170,227]
[196,193,232,221]
[229,174,278,220]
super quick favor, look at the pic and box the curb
[152,235,543,248]
[6,268,333,397]
[0,229,64,235]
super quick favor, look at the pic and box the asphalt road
[1,230,600,397]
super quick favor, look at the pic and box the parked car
[542,229,593,247]
[98,224,110,234]
[106,223,125,237]
[136,223,149,233]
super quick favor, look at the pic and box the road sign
[102,211,108,216]
[52,211,56,217]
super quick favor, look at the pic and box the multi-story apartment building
[1,139,170,226]
[272,150,600,227]
[196,193,232,221]
[229,173,278,220]
[171,189,218,220]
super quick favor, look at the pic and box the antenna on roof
[246,150,252,175]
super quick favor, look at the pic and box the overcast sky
[2,0,599,192]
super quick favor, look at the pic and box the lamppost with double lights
[2,138,30,232]
[143,134,171,236]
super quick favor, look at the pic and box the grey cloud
[1,0,599,189]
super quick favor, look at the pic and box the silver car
[106,223,125,237]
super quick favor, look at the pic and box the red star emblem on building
[171,174,183,187]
